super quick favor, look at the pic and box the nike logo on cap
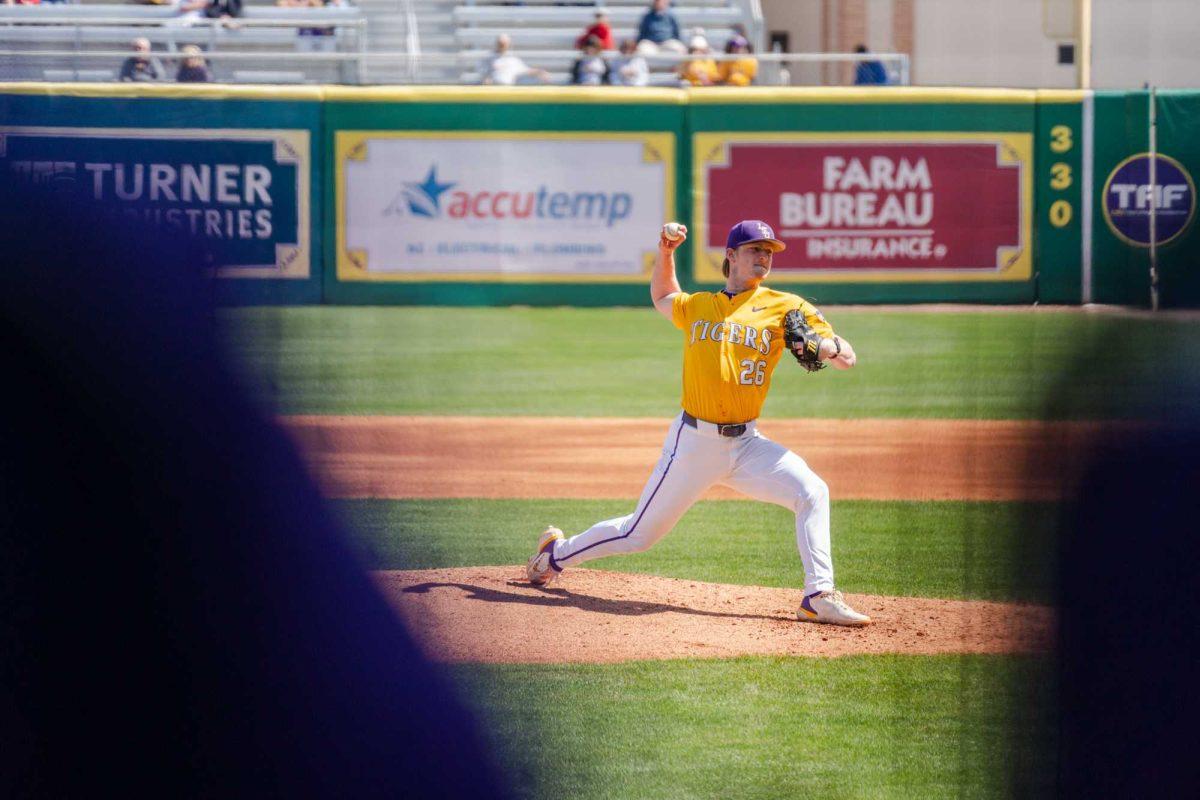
[751,306,767,312]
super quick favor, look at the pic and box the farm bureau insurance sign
[695,134,1032,283]
[0,127,309,278]
[337,132,673,282]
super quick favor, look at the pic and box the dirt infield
[375,567,1054,663]
[287,415,1065,662]
[284,415,1115,501]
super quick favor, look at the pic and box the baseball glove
[781,309,826,373]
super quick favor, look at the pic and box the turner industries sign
[699,136,1031,282]
[0,127,310,279]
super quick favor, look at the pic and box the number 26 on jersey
[739,359,766,386]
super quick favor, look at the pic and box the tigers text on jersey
[670,286,833,424]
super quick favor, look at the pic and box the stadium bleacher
[0,0,761,86]
[451,0,759,86]
[0,3,365,83]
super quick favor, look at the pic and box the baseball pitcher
[527,219,870,626]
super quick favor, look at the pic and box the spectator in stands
[636,0,685,55]
[169,0,207,24]
[3,0,42,5]
[204,0,243,27]
[718,34,756,86]
[169,0,241,28]
[610,38,649,87]
[279,0,344,51]
[119,37,166,82]
[481,33,550,86]
[574,9,613,51]
[570,35,610,86]
[853,43,889,85]
[176,45,212,82]
[677,34,718,86]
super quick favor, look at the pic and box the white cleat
[798,589,872,627]
[526,526,564,586]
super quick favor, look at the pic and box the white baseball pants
[549,412,835,595]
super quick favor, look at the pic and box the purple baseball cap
[726,220,786,252]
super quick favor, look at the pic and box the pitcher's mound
[374,567,1054,664]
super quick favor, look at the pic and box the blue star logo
[401,165,456,217]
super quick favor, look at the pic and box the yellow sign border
[1,83,1040,107]
[0,82,323,102]
[685,86,1039,106]
[323,85,686,105]
[335,130,676,284]
[691,131,1034,284]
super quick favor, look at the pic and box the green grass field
[337,498,1058,604]
[215,305,1199,797]
[223,306,1200,419]
[453,655,1055,800]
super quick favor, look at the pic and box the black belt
[681,411,748,438]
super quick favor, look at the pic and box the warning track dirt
[285,415,1117,502]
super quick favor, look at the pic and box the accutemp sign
[1102,153,1196,247]
[338,132,673,283]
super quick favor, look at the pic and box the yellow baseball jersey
[670,286,834,423]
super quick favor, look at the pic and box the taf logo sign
[1103,153,1196,247]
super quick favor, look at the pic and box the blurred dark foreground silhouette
[1057,424,1200,796]
[0,178,511,798]
[1046,314,1200,795]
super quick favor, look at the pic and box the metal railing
[0,16,366,30]
[0,14,368,81]
[0,16,367,42]
[0,44,909,87]
[452,50,911,87]
[400,0,421,82]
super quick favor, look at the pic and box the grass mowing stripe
[222,306,1200,419]
[450,654,1055,800]
[335,498,1057,603]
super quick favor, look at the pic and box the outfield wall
[2,84,1197,307]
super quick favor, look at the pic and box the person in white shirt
[481,33,550,86]
[610,38,649,87]
[570,35,610,85]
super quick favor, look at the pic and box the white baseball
[663,222,685,241]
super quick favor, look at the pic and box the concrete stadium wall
[1090,1,1200,90]
[935,0,1200,90]
[913,0,1076,89]
[780,0,1200,91]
